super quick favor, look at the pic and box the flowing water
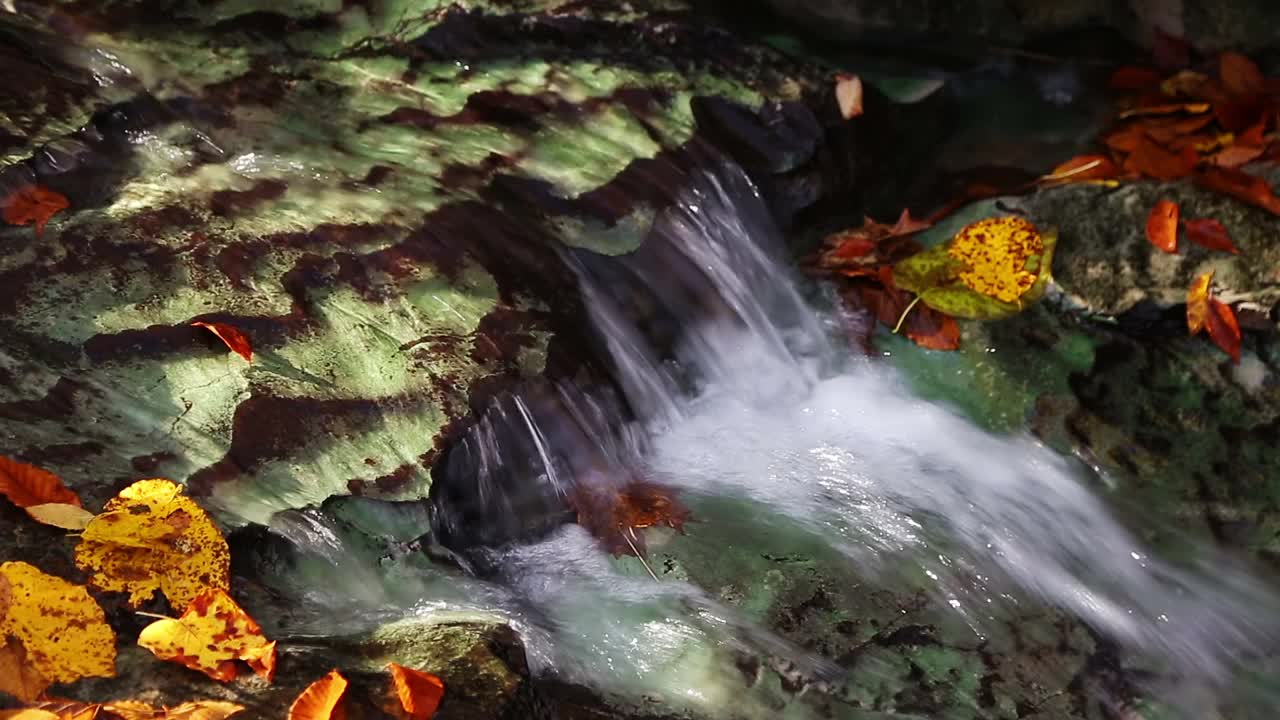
[268,157,1280,718]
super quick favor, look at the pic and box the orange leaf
[0,636,50,703]
[1145,199,1179,253]
[289,670,348,720]
[1183,218,1238,254]
[905,309,961,351]
[137,588,276,683]
[1219,52,1266,97]
[191,322,253,362]
[0,455,81,509]
[1187,270,1213,334]
[1,186,69,237]
[1206,299,1242,363]
[388,663,444,720]
[1124,136,1199,180]
[568,479,690,557]
[25,701,101,720]
[1141,114,1216,144]
[1194,166,1280,215]
[835,73,863,120]
[1109,66,1163,91]
[1041,155,1119,184]
[101,701,243,719]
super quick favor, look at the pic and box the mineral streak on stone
[0,0,822,525]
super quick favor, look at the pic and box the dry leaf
[102,701,243,720]
[1145,199,1179,253]
[1109,66,1162,91]
[137,588,276,683]
[1219,52,1266,97]
[1183,218,1238,254]
[23,700,100,720]
[1187,270,1213,334]
[1124,136,1199,180]
[1209,144,1265,167]
[0,637,50,704]
[0,710,62,719]
[1160,70,1211,98]
[1117,102,1210,119]
[835,73,864,119]
[191,322,253,363]
[1040,155,1119,184]
[1194,166,1280,215]
[1,186,69,237]
[388,663,444,720]
[0,562,116,700]
[24,503,95,530]
[0,455,81,509]
[75,478,230,608]
[1206,297,1242,363]
[569,479,690,557]
[289,670,348,720]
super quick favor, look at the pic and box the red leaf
[835,73,864,120]
[1206,298,1242,362]
[0,455,81,509]
[1213,95,1267,132]
[1145,199,1179,253]
[1124,136,1199,180]
[1194,166,1280,215]
[1237,122,1267,148]
[1108,66,1163,91]
[1183,218,1238,254]
[1208,144,1265,168]
[1219,52,1266,97]
[192,321,253,362]
[1,185,69,236]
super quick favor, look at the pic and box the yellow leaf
[946,217,1044,303]
[101,701,160,720]
[26,700,101,720]
[137,588,276,683]
[0,710,61,720]
[289,670,348,720]
[0,562,116,699]
[163,701,245,720]
[24,503,95,530]
[74,479,229,608]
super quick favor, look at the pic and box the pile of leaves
[0,458,444,719]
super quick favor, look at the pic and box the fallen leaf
[569,479,690,557]
[893,217,1057,319]
[1187,270,1213,334]
[0,710,61,719]
[813,210,928,277]
[835,73,863,119]
[24,503,95,530]
[22,701,100,720]
[0,562,116,701]
[388,663,444,720]
[1117,102,1211,119]
[137,588,276,683]
[1124,135,1200,180]
[1237,122,1267,147]
[1040,155,1119,184]
[0,637,50,704]
[1183,218,1239,253]
[1194,166,1280,215]
[1109,66,1163,91]
[1145,199,1179,253]
[102,701,243,720]
[191,322,252,362]
[289,670,348,720]
[1206,298,1242,362]
[1220,52,1266,97]
[0,455,81,509]
[1161,70,1211,98]
[1,186,69,236]
[75,478,230,608]
[1209,143,1265,167]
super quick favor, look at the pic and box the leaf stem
[134,611,173,621]
[623,527,659,582]
[1038,158,1102,184]
[893,296,922,334]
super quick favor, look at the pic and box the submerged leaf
[289,670,348,720]
[137,588,276,683]
[75,478,230,608]
[569,479,690,557]
[1145,199,1179,253]
[893,217,1057,320]
[388,663,445,720]
[1,186,69,236]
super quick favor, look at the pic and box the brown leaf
[1220,52,1266,97]
[835,74,863,120]
[289,670,348,720]
[1183,218,1238,253]
[1,186,69,237]
[0,456,81,509]
[1141,114,1216,144]
[1124,136,1199,180]
[1145,199,1179,253]
[1109,66,1163,91]
[814,211,927,276]
[1206,299,1242,362]
[0,636,50,703]
[1194,166,1280,215]
[859,272,960,351]
[568,479,690,557]
[388,663,444,720]
[191,322,253,362]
